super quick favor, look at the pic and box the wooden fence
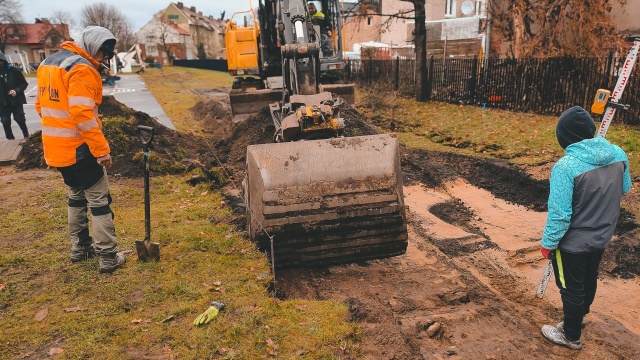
[344,55,640,125]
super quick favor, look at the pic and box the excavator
[225,0,408,268]
[117,44,147,74]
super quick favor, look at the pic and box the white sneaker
[542,325,582,350]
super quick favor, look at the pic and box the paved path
[0,74,175,164]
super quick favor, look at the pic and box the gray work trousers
[67,167,118,256]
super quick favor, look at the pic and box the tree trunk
[413,0,428,101]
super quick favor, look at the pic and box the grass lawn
[356,85,640,174]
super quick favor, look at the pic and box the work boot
[99,252,126,273]
[541,325,582,350]
[70,246,96,263]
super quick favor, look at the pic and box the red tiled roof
[2,23,70,45]
[163,18,191,36]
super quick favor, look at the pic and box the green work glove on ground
[193,301,226,326]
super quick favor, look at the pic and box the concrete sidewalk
[0,74,175,165]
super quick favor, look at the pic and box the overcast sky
[22,1,248,34]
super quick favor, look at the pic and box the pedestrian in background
[0,53,29,139]
[540,106,632,349]
[35,26,126,273]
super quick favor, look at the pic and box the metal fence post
[427,56,434,100]
[395,56,400,91]
[470,56,478,103]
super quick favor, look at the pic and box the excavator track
[244,134,408,268]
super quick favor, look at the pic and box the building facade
[137,14,194,64]
[342,0,487,59]
[136,2,226,63]
[1,19,70,68]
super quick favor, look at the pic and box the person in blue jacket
[540,106,632,350]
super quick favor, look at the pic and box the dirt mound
[211,107,275,181]
[191,98,230,120]
[17,96,224,182]
[191,98,233,138]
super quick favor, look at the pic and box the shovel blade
[147,242,160,261]
[136,239,160,262]
[135,239,149,261]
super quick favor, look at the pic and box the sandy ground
[277,179,640,359]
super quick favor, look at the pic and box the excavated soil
[16,95,640,358]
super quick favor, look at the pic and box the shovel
[135,125,160,261]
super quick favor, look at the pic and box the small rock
[426,322,442,338]
[444,346,458,355]
[416,319,436,332]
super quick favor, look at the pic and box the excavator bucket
[229,88,282,119]
[244,134,408,268]
[229,83,355,121]
[320,83,355,105]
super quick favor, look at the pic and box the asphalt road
[0,74,174,140]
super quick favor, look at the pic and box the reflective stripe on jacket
[36,41,109,167]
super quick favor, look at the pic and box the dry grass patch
[140,67,233,134]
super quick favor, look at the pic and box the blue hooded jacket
[542,136,632,252]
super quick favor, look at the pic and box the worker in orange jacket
[35,26,125,273]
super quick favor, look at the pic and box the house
[1,19,70,67]
[342,0,488,59]
[137,13,194,64]
[342,1,384,52]
[137,2,226,63]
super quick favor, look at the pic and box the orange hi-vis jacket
[36,41,110,168]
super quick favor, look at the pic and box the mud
[16,95,640,358]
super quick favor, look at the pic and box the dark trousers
[551,249,604,341]
[0,103,29,139]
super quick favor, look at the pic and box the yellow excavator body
[225,15,259,77]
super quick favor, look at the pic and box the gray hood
[76,26,116,58]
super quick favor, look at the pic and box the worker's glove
[193,301,225,327]
[540,247,555,260]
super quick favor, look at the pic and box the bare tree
[401,0,427,101]
[49,10,79,39]
[345,0,428,101]
[80,2,136,51]
[490,0,628,58]
[0,0,23,53]
[148,15,181,64]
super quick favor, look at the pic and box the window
[445,0,456,18]
[167,14,179,20]
[146,35,156,42]
[367,17,372,26]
